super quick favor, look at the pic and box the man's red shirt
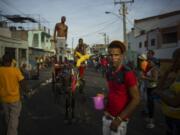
[106,66,137,117]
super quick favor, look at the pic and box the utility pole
[71,37,74,54]
[99,32,107,45]
[106,35,109,45]
[113,0,134,47]
[122,3,126,44]
[104,33,107,45]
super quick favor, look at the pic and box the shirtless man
[53,16,68,63]
[74,38,87,77]
[74,38,90,121]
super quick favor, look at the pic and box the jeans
[147,87,156,118]
[2,101,22,135]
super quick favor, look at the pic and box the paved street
[1,66,166,135]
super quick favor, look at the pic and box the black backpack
[106,65,131,84]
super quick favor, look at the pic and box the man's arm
[142,68,158,82]
[65,25,68,40]
[83,44,87,54]
[73,47,78,62]
[118,85,140,119]
[110,85,140,132]
[53,24,57,41]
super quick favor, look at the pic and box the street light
[105,11,121,19]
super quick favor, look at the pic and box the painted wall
[0,27,11,38]
[127,11,180,60]
[0,35,29,66]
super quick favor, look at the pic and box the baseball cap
[138,53,147,60]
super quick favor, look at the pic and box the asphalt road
[1,67,166,135]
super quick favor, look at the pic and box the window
[161,26,178,44]
[5,47,15,59]
[162,32,177,44]
[139,42,142,48]
[140,30,145,35]
[144,40,148,47]
[20,49,26,59]
[41,34,45,43]
[33,34,39,47]
[151,39,155,46]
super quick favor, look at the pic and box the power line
[87,17,119,28]
[73,18,119,38]
[0,0,51,30]
[1,0,26,15]
[67,1,113,16]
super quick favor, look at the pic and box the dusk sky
[0,0,180,48]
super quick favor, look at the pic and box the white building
[27,29,54,67]
[0,26,29,66]
[91,44,108,56]
[127,10,180,60]
[0,14,55,68]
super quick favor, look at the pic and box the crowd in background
[0,46,179,135]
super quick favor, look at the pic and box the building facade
[0,27,29,66]
[127,10,180,60]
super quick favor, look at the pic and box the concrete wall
[28,30,53,51]
[134,13,180,37]
[158,14,180,28]
[134,34,147,54]
[154,43,180,59]
[128,11,180,60]
[11,30,28,41]
[0,27,11,38]
[134,18,159,37]
[0,35,29,66]
[147,29,158,50]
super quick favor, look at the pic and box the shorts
[56,37,66,49]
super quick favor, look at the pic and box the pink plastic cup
[93,95,104,110]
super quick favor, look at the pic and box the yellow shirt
[0,67,24,103]
[162,80,180,119]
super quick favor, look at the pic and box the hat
[138,54,147,60]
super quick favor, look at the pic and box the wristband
[116,116,122,122]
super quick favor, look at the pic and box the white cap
[138,53,147,60]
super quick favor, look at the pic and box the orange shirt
[0,67,24,103]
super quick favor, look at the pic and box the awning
[3,15,37,23]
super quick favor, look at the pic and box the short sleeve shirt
[106,65,137,117]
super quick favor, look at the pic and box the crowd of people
[136,49,180,135]
[0,15,179,135]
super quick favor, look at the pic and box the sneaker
[146,122,155,128]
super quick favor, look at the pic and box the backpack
[106,65,131,84]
